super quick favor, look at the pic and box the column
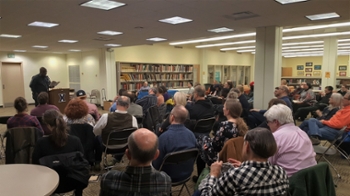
[99,49,116,100]
[199,49,208,84]
[322,37,337,89]
[254,26,283,109]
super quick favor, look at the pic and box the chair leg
[177,184,185,196]
[184,184,191,196]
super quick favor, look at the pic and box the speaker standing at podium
[29,67,59,106]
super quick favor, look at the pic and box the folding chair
[313,126,347,183]
[102,127,137,170]
[134,116,144,128]
[192,117,216,137]
[159,148,199,196]
[0,116,11,159]
[69,124,96,165]
[334,131,350,165]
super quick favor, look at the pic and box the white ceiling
[0,0,350,53]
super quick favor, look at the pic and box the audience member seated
[231,87,250,119]
[294,86,333,121]
[274,85,292,109]
[76,90,101,121]
[32,110,86,196]
[301,91,350,146]
[293,82,316,120]
[264,104,316,177]
[64,98,95,127]
[136,87,158,115]
[187,82,194,99]
[156,86,165,106]
[125,92,143,117]
[299,93,342,144]
[153,105,196,182]
[99,128,171,196]
[159,92,190,134]
[223,80,233,91]
[160,85,170,102]
[197,127,289,196]
[139,81,150,91]
[109,88,127,112]
[209,84,221,96]
[7,97,43,136]
[338,84,348,96]
[198,100,248,166]
[30,92,59,135]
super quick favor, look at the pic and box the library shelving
[281,77,322,90]
[207,65,251,86]
[116,62,194,92]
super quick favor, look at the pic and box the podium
[49,88,71,113]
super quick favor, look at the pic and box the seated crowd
[3,79,350,196]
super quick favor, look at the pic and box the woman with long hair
[198,99,248,165]
[7,97,43,135]
[64,98,95,126]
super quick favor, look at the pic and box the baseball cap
[76,90,86,97]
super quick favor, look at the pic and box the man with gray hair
[264,104,316,177]
[136,87,158,115]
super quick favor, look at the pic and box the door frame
[1,61,24,107]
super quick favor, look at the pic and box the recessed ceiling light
[339,39,350,42]
[69,49,81,52]
[98,30,123,36]
[338,43,350,46]
[146,37,167,42]
[283,48,324,52]
[196,40,255,48]
[159,16,192,25]
[275,0,308,5]
[170,32,256,45]
[105,44,121,47]
[284,22,350,33]
[306,12,340,21]
[282,41,323,46]
[28,21,59,28]
[282,45,323,49]
[58,40,78,43]
[32,45,48,48]
[283,31,350,40]
[208,27,234,33]
[13,50,26,52]
[0,34,21,38]
[81,0,125,10]
[220,46,255,51]
[237,49,256,53]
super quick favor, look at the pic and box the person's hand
[228,158,241,168]
[158,128,163,133]
[203,144,208,150]
[210,161,223,178]
[250,108,260,112]
[320,120,324,124]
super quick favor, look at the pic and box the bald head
[170,105,188,124]
[117,95,130,109]
[127,128,159,164]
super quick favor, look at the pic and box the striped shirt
[199,161,289,196]
[100,166,171,196]
[7,113,43,135]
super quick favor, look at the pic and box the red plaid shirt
[7,113,43,134]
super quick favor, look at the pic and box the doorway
[1,62,25,107]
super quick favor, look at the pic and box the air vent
[94,37,113,41]
[224,11,259,20]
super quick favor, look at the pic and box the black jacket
[186,99,215,121]
[29,74,51,94]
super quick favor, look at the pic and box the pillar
[322,37,337,89]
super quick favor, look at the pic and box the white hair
[264,104,294,125]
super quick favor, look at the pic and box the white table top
[0,164,59,196]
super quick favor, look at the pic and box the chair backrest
[143,105,160,132]
[0,116,12,124]
[69,124,95,164]
[134,116,143,128]
[104,127,137,147]
[90,89,100,97]
[137,90,149,100]
[159,148,199,171]
[219,137,244,163]
[158,103,167,121]
[209,97,223,105]
[193,117,216,134]
[5,127,40,164]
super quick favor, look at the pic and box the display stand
[48,88,70,113]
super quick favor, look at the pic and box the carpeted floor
[0,106,349,196]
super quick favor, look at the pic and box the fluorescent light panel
[58,40,78,43]
[306,12,340,21]
[237,49,255,53]
[105,44,121,47]
[282,45,323,49]
[282,41,323,46]
[284,22,350,33]
[28,21,58,28]
[32,45,48,48]
[13,50,26,52]
[170,32,256,45]
[220,46,255,51]
[196,40,255,48]
[339,39,350,42]
[98,30,123,36]
[275,0,308,5]
[81,0,125,10]
[0,34,21,38]
[69,49,81,52]
[283,48,324,52]
[146,37,167,42]
[283,31,350,40]
[159,16,192,25]
[208,27,234,33]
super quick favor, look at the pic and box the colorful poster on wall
[339,72,347,76]
[305,68,313,72]
[215,71,221,83]
[297,71,304,76]
[325,72,331,78]
[305,62,313,66]
[339,66,347,71]
[313,71,321,76]
[305,73,312,77]
[297,65,304,70]
[314,65,322,70]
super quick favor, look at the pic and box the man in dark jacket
[29,67,56,106]
[136,87,158,115]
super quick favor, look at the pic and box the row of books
[121,64,193,72]
[121,81,189,91]
[286,79,321,85]
[120,73,193,82]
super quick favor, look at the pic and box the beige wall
[0,52,68,105]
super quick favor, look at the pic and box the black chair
[69,124,96,165]
[209,96,223,105]
[135,115,144,128]
[193,117,216,136]
[159,148,199,196]
[0,116,11,124]
[143,105,161,133]
[102,127,137,170]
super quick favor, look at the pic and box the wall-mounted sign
[339,71,347,77]
[297,65,304,70]
[325,72,331,78]
[297,71,304,76]
[305,62,313,67]
[313,71,321,76]
[305,73,312,77]
[7,53,15,58]
[314,65,321,70]
[305,68,313,72]
[339,66,347,71]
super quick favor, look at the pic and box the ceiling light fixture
[196,40,255,48]
[58,40,78,43]
[282,45,323,49]
[105,44,121,47]
[159,16,192,25]
[98,30,123,36]
[146,37,167,42]
[284,22,350,33]
[237,49,256,53]
[275,0,308,5]
[32,45,48,48]
[220,46,255,51]
[81,0,125,10]
[282,41,324,46]
[170,32,256,45]
[283,31,350,40]
[306,12,340,21]
[0,34,21,38]
[69,49,81,52]
[13,50,26,52]
[208,27,234,33]
[28,21,59,28]
[283,48,324,52]
[339,39,350,42]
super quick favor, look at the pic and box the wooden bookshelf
[116,62,194,91]
[281,77,322,89]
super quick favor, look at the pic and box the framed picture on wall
[297,65,304,70]
[305,73,312,77]
[340,71,347,76]
[297,71,304,76]
[305,62,313,66]
[314,65,321,70]
[305,68,313,72]
[339,66,347,71]
[313,71,321,76]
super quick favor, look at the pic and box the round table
[0,164,59,196]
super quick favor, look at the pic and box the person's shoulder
[67,135,81,142]
[153,170,171,182]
